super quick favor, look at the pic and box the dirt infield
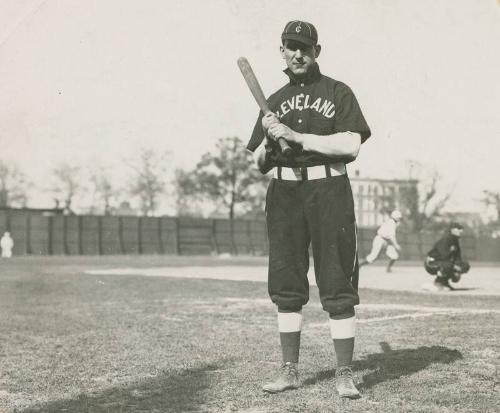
[86,262,500,296]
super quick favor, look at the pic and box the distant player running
[423,222,470,291]
[359,210,402,273]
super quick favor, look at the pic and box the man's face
[280,40,321,76]
[451,228,463,237]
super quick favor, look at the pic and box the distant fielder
[359,210,402,273]
[423,222,470,291]
[0,231,14,258]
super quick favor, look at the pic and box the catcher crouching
[424,222,471,291]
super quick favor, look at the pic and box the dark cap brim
[281,33,316,46]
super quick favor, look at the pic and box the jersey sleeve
[246,111,265,152]
[333,83,371,143]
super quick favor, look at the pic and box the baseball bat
[237,57,292,156]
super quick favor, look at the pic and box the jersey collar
[284,63,321,85]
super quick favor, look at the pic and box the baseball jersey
[246,63,371,168]
[377,219,398,244]
[427,231,462,261]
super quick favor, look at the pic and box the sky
[0,0,499,214]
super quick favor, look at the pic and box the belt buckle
[291,167,302,180]
[300,167,308,180]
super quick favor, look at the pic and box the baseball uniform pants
[365,235,399,263]
[265,173,359,317]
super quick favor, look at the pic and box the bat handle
[278,137,292,156]
[263,110,291,156]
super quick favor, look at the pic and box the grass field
[0,256,499,413]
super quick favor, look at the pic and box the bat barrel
[237,57,292,157]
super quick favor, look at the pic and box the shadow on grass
[21,362,229,413]
[303,341,462,390]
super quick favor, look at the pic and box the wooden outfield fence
[0,210,269,257]
[0,210,499,260]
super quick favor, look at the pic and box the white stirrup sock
[278,311,303,332]
[329,316,356,339]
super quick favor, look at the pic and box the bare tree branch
[127,149,169,216]
[0,160,30,207]
[399,160,454,230]
[88,167,120,215]
[51,163,82,213]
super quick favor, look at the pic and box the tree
[0,160,29,207]
[51,163,82,214]
[175,137,270,251]
[127,148,168,216]
[88,167,119,215]
[399,160,453,231]
[174,169,206,217]
[176,136,269,219]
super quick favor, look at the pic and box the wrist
[264,137,273,152]
[292,131,303,145]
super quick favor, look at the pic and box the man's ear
[280,45,285,59]
[314,44,321,58]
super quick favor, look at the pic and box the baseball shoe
[335,366,361,399]
[433,280,446,291]
[262,362,299,393]
[421,282,451,292]
[421,281,442,292]
[435,279,455,291]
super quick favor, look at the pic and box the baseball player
[246,20,371,399]
[0,231,14,258]
[424,222,470,291]
[358,210,403,273]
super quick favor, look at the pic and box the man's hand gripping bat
[237,57,292,156]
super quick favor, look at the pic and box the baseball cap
[391,210,403,221]
[281,20,318,46]
[450,222,464,229]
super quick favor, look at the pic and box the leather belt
[273,163,346,180]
